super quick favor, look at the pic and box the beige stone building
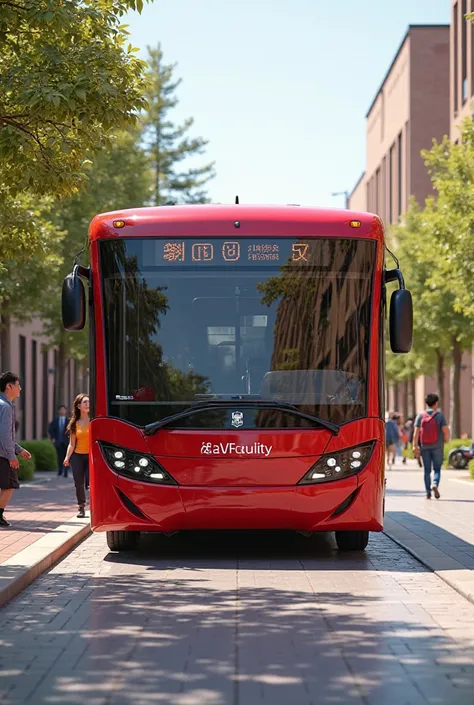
[349,23,472,435]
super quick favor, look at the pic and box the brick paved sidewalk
[0,474,85,565]
[384,458,474,603]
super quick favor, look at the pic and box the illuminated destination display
[154,239,325,266]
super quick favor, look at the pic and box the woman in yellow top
[64,394,90,518]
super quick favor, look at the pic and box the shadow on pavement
[0,532,473,704]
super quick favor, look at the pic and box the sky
[124,0,450,208]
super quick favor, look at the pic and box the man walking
[0,372,32,527]
[49,405,69,477]
[412,393,450,499]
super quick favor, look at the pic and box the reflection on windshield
[100,238,375,427]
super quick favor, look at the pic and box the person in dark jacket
[48,405,69,477]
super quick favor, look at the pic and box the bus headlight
[99,443,177,485]
[298,442,375,485]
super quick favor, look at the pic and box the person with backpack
[412,393,449,499]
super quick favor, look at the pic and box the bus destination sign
[157,240,313,265]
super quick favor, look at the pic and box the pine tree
[141,45,215,205]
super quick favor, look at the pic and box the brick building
[0,318,87,442]
[349,23,472,434]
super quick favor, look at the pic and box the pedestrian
[412,393,450,499]
[401,417,412,465]
[48,405,69,477]
[394,413,404,461]
[385,412,399,468]
[0,372,32,527]
[63,394,90,518]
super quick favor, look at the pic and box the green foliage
[20,439,58,471]
[0,0,153,259]
[141,45,215,205]
[17,453,36,481]
[36,128,155,364]
[421,117,474,318]
[469,459,474,479]
[385,197,474,384]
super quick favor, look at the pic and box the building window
[54,349,58,411]
[389,144,394,224]
[397,131,403,218]
[454,2,459,112]
[32,340,37,439]
[19,335,26,439]
[42,348,49,438]
[462,0,468,103]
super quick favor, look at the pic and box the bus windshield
[100,237,375,428]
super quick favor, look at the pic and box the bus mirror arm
[384,268,405,288]
[74,264,90,280]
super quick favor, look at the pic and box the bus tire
[106,530,140,552]
[335,530,369,551]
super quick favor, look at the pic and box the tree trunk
[449,337,462,439]
[55,340,67,410]
[394,383,400,413]
[0,309,11,370]
[402,380,409,420]
[435,349,445,413]
[409,377,416,417]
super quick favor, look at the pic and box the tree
[387,199,474,436]
[0,0,152,259]
[421,117,474,318]
[37,129,154,405]
[141,45,215,205]
[0,200,63,369]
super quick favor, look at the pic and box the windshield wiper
[144,400,340,436]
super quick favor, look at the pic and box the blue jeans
[420,447,443,493]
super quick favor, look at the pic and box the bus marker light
[114,451,124,459]
[352,451,361,458]
[311,472,326,480]
[113,220,126,228]
[349,220,361,228]
[351,461,361,469]
[133,467,141,473]
[327,458,336,467]
[150,473,165,480]
[138,458,149,467]
[114,461,125,469]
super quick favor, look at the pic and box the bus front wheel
[106,530,140,552]
[335,530,369,551]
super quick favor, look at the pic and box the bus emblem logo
[231,411,244,428]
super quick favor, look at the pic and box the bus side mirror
[62,266,88,331]
[389,289,413,353]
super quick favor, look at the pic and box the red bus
[62,205,412,552]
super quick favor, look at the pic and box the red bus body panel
[88,205,385,535]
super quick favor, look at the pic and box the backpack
[419,411,439,446]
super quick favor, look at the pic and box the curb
[0,517,92,608]
[383,528,474,608]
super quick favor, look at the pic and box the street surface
[1,466,474,705]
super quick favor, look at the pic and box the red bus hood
[90,418,382,487]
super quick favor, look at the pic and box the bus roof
[89,204,383,242]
